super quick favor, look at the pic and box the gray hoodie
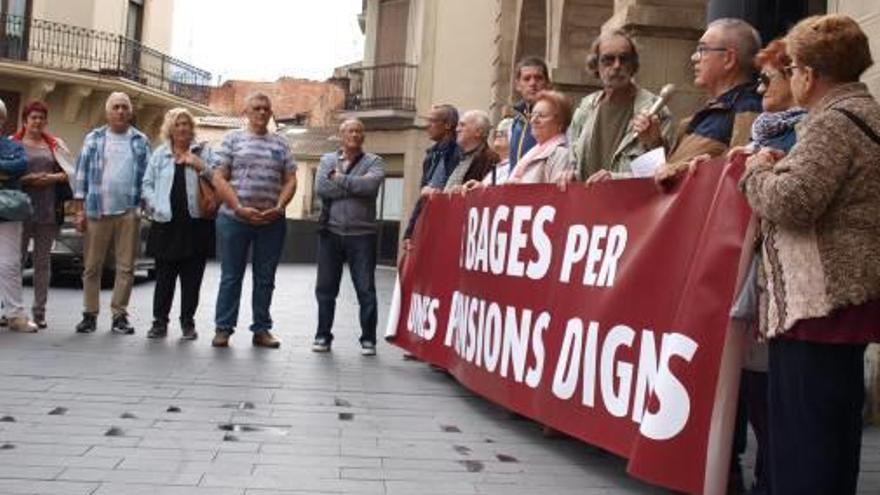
[315,151,385,236]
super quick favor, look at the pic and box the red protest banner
[386,158,752,494]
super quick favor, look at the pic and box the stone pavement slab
[0,263,876,494]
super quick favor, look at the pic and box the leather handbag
[197,176,219,219]
[0,189,33,221]
[51,142,75,225]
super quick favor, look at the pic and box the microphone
[633,83,676,139]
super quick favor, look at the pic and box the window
[377,176,403,221]
[1,0,30,17]
[0,0,31,59]
[126,0,144,42]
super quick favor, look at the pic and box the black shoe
[147,321,167,339]
[75,313,97,333]
[311,337,332,353]
[111,315,135,335]
[360,341,377,356]
[180,321,198,341]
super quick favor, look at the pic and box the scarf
[750,108,806,148]
[509,133,566,182]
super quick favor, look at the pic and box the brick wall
[209,77,345,127]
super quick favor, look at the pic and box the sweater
[740,82,880,337]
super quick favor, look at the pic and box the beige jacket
[568,86,675,179]
[511,137,572,184]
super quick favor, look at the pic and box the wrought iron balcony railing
[344,63,417,112]
[0,14,212,105]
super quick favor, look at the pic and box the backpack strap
[834,107,880,147]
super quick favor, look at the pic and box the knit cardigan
[740,82,880,337]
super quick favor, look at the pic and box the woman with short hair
[141,108,216,340]
[507,90,574,184]
[740,14,880,494]
[11,100,73,329]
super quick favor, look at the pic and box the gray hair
[0,98,6,119]
[105,91,132,112]
[244,91,272,110]
[462,110,492,140]
[495,117,513,137]
[585,29,640,77]
[708,18,762,74]
[338,118,364,133]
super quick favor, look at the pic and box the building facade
[342,0,879,264]
[0,0,211,152]
[209,77,345,128]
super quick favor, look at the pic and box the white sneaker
[360,342,377,356]
[8,317,37,333]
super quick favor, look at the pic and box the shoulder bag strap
[834,107,880,147]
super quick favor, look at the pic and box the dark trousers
[315,231,377,344]
[744,370,770,492]
[768,338,866,495]
[152,256,207,325]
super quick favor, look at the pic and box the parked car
[49,216,155,284]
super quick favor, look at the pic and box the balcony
[342,63,417,128]
[0,13,212,105]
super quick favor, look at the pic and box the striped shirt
[213,130,296,215]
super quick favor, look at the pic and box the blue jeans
[314,231,377,344]
[214,214,286,333]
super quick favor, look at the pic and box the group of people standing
[401,13,880,495]
[0,10,877,495]
[0,90,383,356]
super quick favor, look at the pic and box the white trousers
[0,221,25,318]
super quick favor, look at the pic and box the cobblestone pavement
[0,264,877,494]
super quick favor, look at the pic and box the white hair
[708,18,762,74]
[338,118,364,133]
[462,110,492,140]
[105,91,132,112]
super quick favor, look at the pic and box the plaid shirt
[73,125,151,218]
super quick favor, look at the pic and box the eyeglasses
[250,105,271,112]
[757,71,784,89]
[782,64,803,77]
[693,44,729,60]
[530,111,557,121]
[599,53,634,67]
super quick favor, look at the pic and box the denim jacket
[73,125,151,219]
[141,142,215,222]
[0,136,27,187]
[508,100,537,171]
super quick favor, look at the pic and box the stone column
[604,0,708,121]
[548,0,614,102]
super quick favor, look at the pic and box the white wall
[829,0,880,97]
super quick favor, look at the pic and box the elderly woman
[740,15,880,495]
[0,98,36,333]
[729,38,806,495]
[507,90,573,184]
[141,108,216,340]
[11,101,73,329]
[485,118,513,185]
